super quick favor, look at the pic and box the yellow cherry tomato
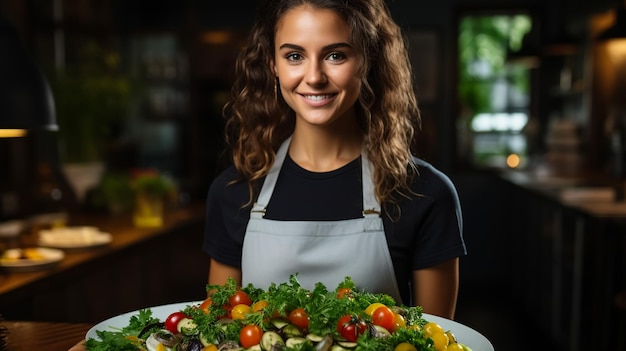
[423,322,445,337]
[231,304,252,320]
[446,343,465,351]
[252,300,269,313]
[390,313,406,332]
[431,331,449,351]
[365,302,387,316]
[394,342,418,351]
[446,331,457,344]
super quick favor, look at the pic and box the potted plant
[49,42,136,203]
[129,169,176,227]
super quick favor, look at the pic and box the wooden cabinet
[499,171,625,351]
[0,204,208,323]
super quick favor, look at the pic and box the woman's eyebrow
[278,42,353,51]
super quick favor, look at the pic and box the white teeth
[304,94,332,101]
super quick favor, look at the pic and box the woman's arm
[412,258,459,319]
[207,258,242,294]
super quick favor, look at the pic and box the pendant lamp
[0,17,58,137]
[598,1,626,41]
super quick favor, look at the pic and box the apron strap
[361,151,381,218]
[251,136,382,219]
[251,137,291,217]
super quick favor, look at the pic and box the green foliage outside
[458,14,532,115]
[50,42,136,163]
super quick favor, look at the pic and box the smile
[302,94,335,101]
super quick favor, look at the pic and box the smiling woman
[204,0,466,321]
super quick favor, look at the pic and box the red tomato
[229,290,252,306]
[372,306,395,331]
[240,324,264,348]
[164,311,187,334]
[288,307,309,329]
[336,315,367,342]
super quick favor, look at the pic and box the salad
[86,276,471,351]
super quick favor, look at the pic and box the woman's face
[273,5,362,128]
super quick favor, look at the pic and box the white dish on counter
[87,301,494,351]
[38,226,112,249]
[0,247,65,272]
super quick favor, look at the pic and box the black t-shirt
[203,155,466,304]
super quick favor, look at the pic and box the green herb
[87,276,442,351]
[85,309,159,351]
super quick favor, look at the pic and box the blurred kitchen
[0,0,625,350]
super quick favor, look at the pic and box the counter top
[0,203,208,322]
[499,170,626,220]
[1,320,91,351]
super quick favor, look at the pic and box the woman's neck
[288,127,363,172]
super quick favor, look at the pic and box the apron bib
[241,137,402,303]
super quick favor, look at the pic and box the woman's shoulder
[207,165,250,203]
[409,157,459,200]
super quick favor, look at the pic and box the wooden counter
[495,170,626,351]
[1,320,92,351]
[0,203,209,324]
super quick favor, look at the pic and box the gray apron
[241,137,402,303]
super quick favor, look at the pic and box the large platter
[87,301,494,351]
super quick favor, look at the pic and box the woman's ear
[270,61,277,77]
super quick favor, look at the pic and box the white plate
[0,247,65,272]
[87,301,494,351]
[38,226,112,249]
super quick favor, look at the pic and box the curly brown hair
[223,0,421,209]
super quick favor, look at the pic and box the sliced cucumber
[270,318,290,329]
[177,318,197,335]
[282,324,303,338]
[306,333,324,343]
[260,331,285,351]
[285,337,308,348]
[331,345,352,351]
[336,341,358,349]
[247,344,263,351]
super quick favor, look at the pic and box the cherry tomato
[431,331,449,351]
[394,342,418,351]
[390,312,406,333]
[423,322,444,337]
[446,343,465,351]
[288,307,310,329]
[231,304,252,320]
[239,324,263,348]
[199,298,212,314]
[164,311,187,334]
[337,287,352,299]
[251,300,269,313]
[336,315,367,342]
[364,302,386,316]
[371,306,395,331]
[229,290,252,306]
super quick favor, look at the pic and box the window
[457,13,533,169]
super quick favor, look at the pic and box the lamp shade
[0,17,57,132]
[598,7,626,41]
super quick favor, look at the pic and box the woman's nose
[305,60,327,85]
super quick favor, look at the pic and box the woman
[204,0,466,319]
